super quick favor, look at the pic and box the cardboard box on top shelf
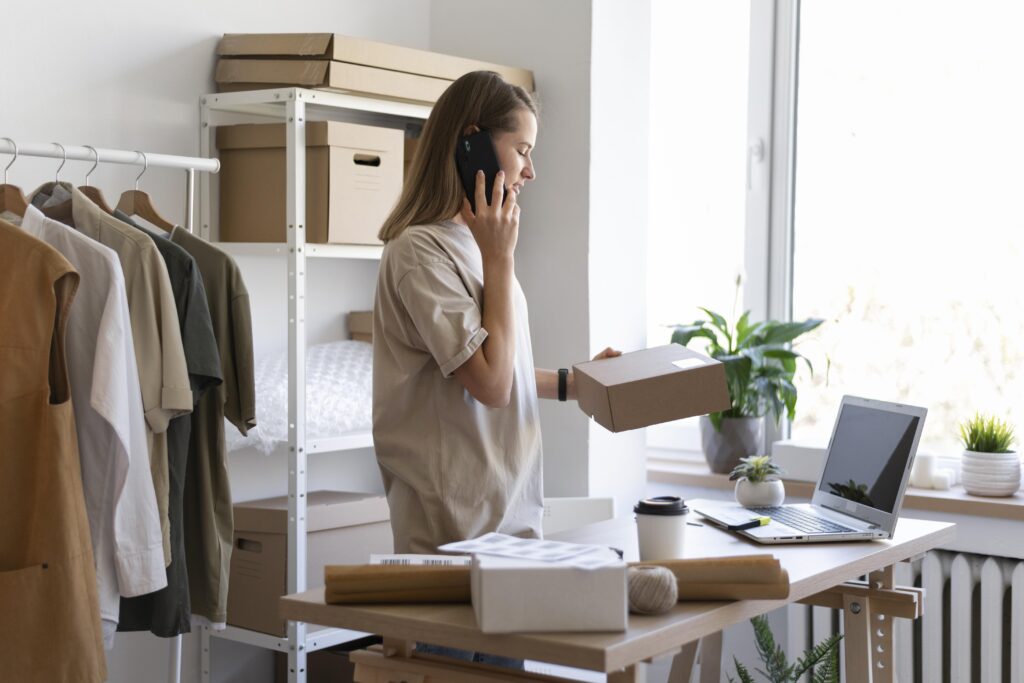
[215,59,450,104]
[218,33,535,92]
[471,552,628,634]
[573,344,732,433]
[348,311,373,344]
[227,491,392,637]
[216,121,403,245]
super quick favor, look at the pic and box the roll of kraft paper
[324,564,471,604]
[325,554,788,605]
[630,555,790,600]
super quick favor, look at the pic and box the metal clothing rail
[1,136,218,683]
[0,140,219,173]
[0,138,219,234]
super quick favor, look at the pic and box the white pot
[961,450,1021,497]
[734,478,785,507]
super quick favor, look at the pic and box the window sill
[647,451,1024,522]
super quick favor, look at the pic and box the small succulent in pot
[729,455,783,484]
[958,413,1015,454]
[958,413,1019,497]
[730,455,786,507]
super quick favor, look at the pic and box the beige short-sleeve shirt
[373,221,543,553]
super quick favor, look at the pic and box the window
[646,0,752,453]
[790,1,1024,454]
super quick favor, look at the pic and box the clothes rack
[0,139,219,234]
[0,138,219,683]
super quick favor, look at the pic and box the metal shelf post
[285,91,309,683]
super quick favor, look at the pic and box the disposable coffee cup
[634,496,689,561]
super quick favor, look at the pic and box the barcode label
[370,554,471,566]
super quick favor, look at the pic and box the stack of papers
[438,532,621,569]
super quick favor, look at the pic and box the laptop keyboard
[747,506,856,534]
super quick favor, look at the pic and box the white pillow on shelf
[225,340,373,454]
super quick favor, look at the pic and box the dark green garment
[169,226,256,625]
[116,212,222,637]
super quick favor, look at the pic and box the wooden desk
[280,514,954,682]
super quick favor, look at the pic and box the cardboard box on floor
[227,491,393,637]
[573,344,732,432]
[218,33,534,92]
[216,121,403,244]
[471,553,628,634]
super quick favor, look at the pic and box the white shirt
[23,206,167,647]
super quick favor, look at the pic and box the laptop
[694,395,927,544]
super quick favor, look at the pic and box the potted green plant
[958,413,1019,497]
[671,286,823,474]
[729,614,842,683]
[730,455,785,507]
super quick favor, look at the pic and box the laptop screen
[816,403,922,513]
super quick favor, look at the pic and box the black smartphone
[454,129,505,213]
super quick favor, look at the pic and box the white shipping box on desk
[470,553,628,634]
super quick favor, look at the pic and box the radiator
[790,550,1024,682]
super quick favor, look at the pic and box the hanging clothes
[0,218,107,683]
[169,226,256,627]
[115,210,223,638]
[20,206,167,646]
[32,183,192,567]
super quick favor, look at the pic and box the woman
[373,70,620,557]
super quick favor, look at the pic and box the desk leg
[840,566,897,683]
[843,593,872,683]
[666,641,698,683]
[867,567,895,683]
[698,632,722,683]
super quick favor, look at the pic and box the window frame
[647,0,801,462]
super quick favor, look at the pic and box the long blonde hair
[378,71,538,243]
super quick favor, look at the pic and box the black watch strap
[557,368,569,402]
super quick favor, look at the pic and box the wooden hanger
[0,137,29,217]
[77,145,114,215]
[116,151,175,231]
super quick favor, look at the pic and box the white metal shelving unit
[198,87,430,683]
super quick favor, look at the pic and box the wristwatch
[558,368,569,402]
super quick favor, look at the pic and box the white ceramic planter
[734,478,785,507]
[961,450,1021,497]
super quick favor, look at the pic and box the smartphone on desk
[455,129,505,214]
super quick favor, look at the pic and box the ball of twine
[627,565,677,615]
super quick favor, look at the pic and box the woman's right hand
[460,170,520,262]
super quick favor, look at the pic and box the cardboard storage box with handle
[216,121,403,244]
[227,491,393,637]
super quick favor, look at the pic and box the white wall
[586,0,651,515]
[431,0,596,498]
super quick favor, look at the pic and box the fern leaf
[732,656,757,683]
[792,633,843,679]
[750,615,792,682]
[809,643,840,683]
